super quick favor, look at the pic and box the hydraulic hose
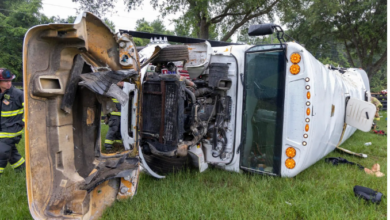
[185,87,196,104]
[194,88,214,97]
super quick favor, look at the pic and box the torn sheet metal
[138,45,189,69]
[81,157,139,192]
[138,45,165,65]
[78,69,138,106]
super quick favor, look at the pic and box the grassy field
[0,112,387,219]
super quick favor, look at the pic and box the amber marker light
[305,124,309,132]
[285,158,296,169]
[290,53,301,64]
[290,64,300,75]
[307,91,311,99]
[286,147,296,158]
[306,108,310,116]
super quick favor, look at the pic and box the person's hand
[117,81,124,87]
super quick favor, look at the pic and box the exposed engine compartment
[140,54,235,172]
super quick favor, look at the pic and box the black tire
[142,152,189,175]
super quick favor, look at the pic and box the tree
[103,18,116,32]
[0,0,50,81]
[0,1,94,82]
[370,65,387,92]
[133,18,175,46]
[72,0,118,18]
[73,0,300,41]
[236,27,282,45]
[283,0,387,79]
[145,0,298,41]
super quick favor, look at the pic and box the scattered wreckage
[23,13,376,219]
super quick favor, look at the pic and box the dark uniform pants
[104,115,122,148]
[0,136,24,173]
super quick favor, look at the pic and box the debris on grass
[325,158,385,177]
[373,130,386,136]
[325,157,364,169]
[353,185,383,204]
[364,163,385,177]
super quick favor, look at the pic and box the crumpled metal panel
[23,12,140,220]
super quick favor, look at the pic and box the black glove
[353,185,383,204]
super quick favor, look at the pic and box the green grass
[101,122,109,148]
[0,112,387,219]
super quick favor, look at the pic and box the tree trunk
[366,49,387,80]
[198,16,210,39]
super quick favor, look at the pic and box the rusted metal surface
[152,45,189,63]
[116,167,140,200]
[86,107,95,125]
[117,33,140,71]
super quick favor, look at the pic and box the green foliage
[147,0,296,41]
[318,57,340,68]
[133,18,174,46]
[173,16,218,40]
[103,18,116,32]
[237,27,281,45]
[0,2,116,83]
[317,45,352,68]
[0,0,48,81]
[283,0,387,79]
[50,15,77,24]
[73,0,299,41]
[72,0,119,18]
[370,65,387,93]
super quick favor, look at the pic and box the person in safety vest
[371,97,383,121]
[0,68,25,176]
[104,82,124,151]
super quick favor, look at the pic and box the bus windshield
[240,47,286,175]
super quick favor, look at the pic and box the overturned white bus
[23,13,375,219]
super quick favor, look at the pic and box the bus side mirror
[248,24,275,36]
